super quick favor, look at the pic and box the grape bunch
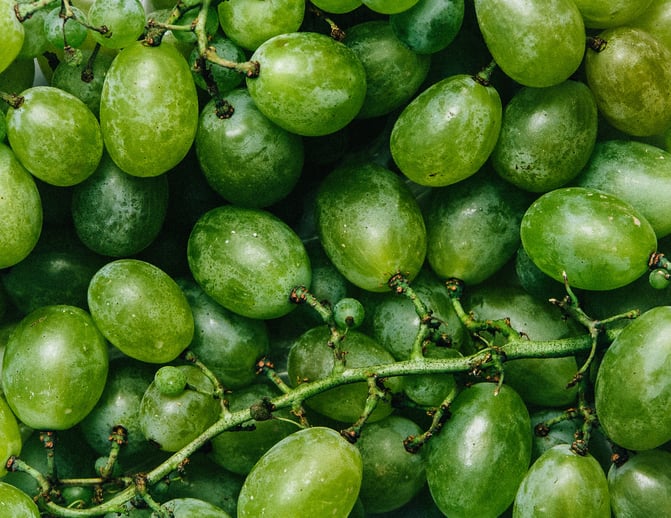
[2,0,671,516]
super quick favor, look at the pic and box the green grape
[514,247,566,302]
[188,35,245,94]
[16,7,52,60]
[520,187,657,291]
[217,0,305,51]
[574,140,671,239]
[427,383,531,517]
[237,427,362,517]
[71,151,169,257]
[0,395,22,477]
[0,59,36,114]
[585,26,671,137]
[51,48,115,118]
[172,5,218,44]
[630,0,671,52]
[79,357,157,459]
[1,305,109,430]
[595,306,671,450]
[491,80,598,193]
[333,297,365,329]
[608,449,671,517]
[402,344,461,407]
[0,0,25,74]
[463,279,581,408]
[343,20,430,119]
[246,31,367,136]
[100,41,199,177]
[315,162,427,292]
[425,169,531,285]
[513,445,610,517]
[154,366,188,396]
[362,0,420,14]
[209,384,297,475]
[195,89,304,208]
[139,365,220,452]
[87,259,195,364]
[87,0,145,48]
[43,5,89,50]
[573,0,653,28]
[356,415,427,513]
[390,73,502,187]
[649,269,671,290]
[0,143,42,269]
[187,205,312,320]
[310,0,362,13]
[1,230,106,314]
[366,267,470,360]
[0,482,40,517]
[474,0,585,87]
[177,278,270,389]
[158,452,243,516]
[154,498,231,517]
[390,0,465,55]
[287,326,403,423]
[6,86,103,186]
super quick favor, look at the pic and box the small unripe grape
[649,269,671,290]
[154,366,188,396]
[44,6,89,49]
[333,297,365,329]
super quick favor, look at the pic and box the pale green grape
[87,0,146,49]
[0,0,25,74]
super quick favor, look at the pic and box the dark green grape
[43,5,89,50]
[1,230,106,315]
[491,80,598,193]
[315,162,426,292]
[425,169,531,285]
[608,449,671,517]
[287,326,403,423]
[390,73,502,187]
[154,497,231,517]
[79,357,157,459]
[16,7,51,60]
[513,444,610,517]
[6,86,103,186]
[574,140,671,238]
[187,205,312,320]
[390,0,465,54]
[333,297,365,329]
[0,59,36,113]
[209,384,297,475]
[474,0,585,87]
[50,48,114,118]
[237,427,362,517]
[427,383,531,517]
[170,5,218,44]
[649,269,671,290]
[71,151,169,257]
[402,344,461,407]
[87,0,146,49]
[585,26,671,137]
[195,89,304,208]
[139,365,220,452]
[355,415,427,514]
[188,35,245,94]
[343,20,430,119]
[177,278,269,389]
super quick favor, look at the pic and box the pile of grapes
[2,0,671,516]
